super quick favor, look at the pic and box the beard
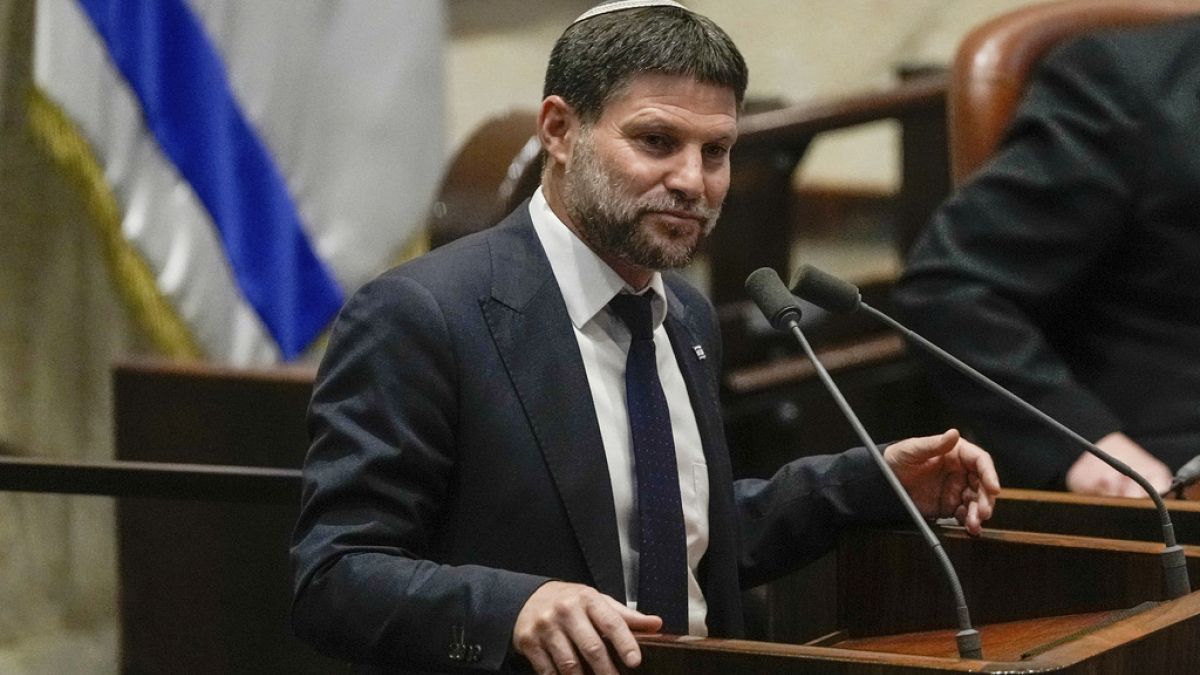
[561,130,722,271]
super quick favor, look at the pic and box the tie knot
[609,292,655,341]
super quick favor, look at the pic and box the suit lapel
[479,212,627,602]
[661,294,725,467]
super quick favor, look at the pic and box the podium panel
[988,488,1200,543]
[635,527,1200,673]
[113,361,338,674]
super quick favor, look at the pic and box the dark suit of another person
[290,203,901,672]
[895,18,1200,489]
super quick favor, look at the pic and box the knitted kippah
[570,0,690,26]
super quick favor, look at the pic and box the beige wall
[0,1,1047,671]
[447,0,1043,189]
[0,0,136,670]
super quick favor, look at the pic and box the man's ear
[537,95,578,167]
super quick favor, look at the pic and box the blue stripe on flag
[77,0,344,359]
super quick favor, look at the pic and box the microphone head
[1173,454,1200,489]
[790,264,861,314]
[745,268,802,330]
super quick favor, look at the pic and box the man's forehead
[600,74,738,124]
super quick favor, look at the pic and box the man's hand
[1065,432,1172,498]
[512,581,662,675]
[884,429,1001,535]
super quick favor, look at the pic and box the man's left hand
[884,429,1001,535]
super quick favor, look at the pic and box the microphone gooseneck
[745,268,983,660]
[790,264,1192,600]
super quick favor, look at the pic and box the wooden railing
[0,454,300,502]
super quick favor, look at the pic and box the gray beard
[562,131,721,271]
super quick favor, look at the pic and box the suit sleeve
[733,448,904,588]
[290,272,547,671]
[893,34,1146,487]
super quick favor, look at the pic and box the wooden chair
[949,0,1200,184]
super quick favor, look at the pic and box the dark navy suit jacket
[291,203,899,672]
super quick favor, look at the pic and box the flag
[30,0,444,364]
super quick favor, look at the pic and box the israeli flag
[31,0,444,364]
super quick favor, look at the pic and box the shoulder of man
[358,201,538,301]
[1040,15,1200,89]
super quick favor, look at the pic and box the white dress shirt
[529,187,711,636]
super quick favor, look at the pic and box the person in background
[895,18,1200,498]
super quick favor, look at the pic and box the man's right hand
[1065,432,1172,497]
[512,581,662,675]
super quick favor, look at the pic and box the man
[895,18,1200,498]
[291,3,1000,673]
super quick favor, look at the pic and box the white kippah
[570,0,691,26]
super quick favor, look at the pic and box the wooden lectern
[633,526,1200,673]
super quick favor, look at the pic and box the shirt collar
[529,186,668,330]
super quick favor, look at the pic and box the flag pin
[692,345,706,360]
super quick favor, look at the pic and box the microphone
[744,268,983,659]
[1166,455,1200,498]
[744,266,803,329]
[790,264,1191,600]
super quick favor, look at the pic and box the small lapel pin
[692,344,706,361]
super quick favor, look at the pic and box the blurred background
[0,0,1048,672]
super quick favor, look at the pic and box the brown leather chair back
[950,0,1200,184]
[427,111,541,249]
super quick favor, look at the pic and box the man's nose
[663,147,704,201]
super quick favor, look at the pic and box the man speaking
[290,2,1000,673]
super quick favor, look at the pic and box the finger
[522,643,557,675]
[592,598,653,669]
[975,484,995,521]
[1095,476,1120,497]
[556,594,632,675]
[959,484,993,522]
[614,607,662,634]
[514,618,557,675]
[964,499,981,535]
[1142,468,1172,496]
[1107,474,1134,498]
[1151,476,1174,495]
[1150,469,1174,495]
[1120,477,1147,499]
[938,486,959,520]
[957,440,1001,496]
[605,596,663,633]
[544,630,586,675]
[895,429,961,464]
[940,473,967,517]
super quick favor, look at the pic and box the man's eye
[704,145,730,160]
[641,134,672,150]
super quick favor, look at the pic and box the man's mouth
[648,209,705,230]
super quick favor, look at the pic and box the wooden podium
[633,525,1200,673]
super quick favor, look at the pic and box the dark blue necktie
[608,292,688,635]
